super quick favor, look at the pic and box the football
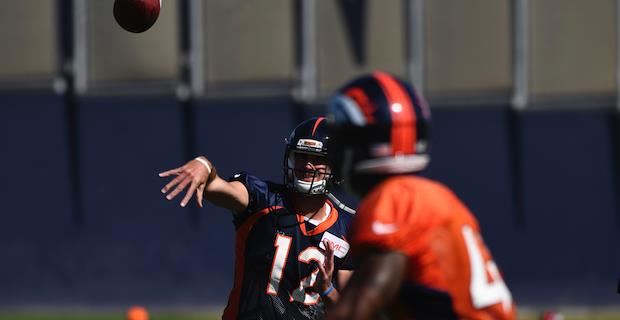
[113,0,161,33]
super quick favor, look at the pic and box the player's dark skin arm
[326,248,408,320]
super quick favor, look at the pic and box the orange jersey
[350,176,516,320]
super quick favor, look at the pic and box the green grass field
[0,310,619,320]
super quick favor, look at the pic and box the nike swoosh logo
[372,222,398,235]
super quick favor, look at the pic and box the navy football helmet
[284,117,337,195]
[327,72,431,195]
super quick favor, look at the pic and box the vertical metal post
[612,0,620,226]
[73,0,88,94]
[189,0,205,97]
[56,0,83,224]
[178,0,192,98]
[296,0,318,103]
[404,0,425,94]
[610,110,620,228]
[509,0,530,228]
[617,0,620,113]
[178,0,199,226]
[512,0,529,110]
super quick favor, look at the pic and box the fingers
[166,177,192,201]
[304,262,327,294]
[316,259,327,277]
[323,240,335,273]
[180,181,200,207]
[325,240,335,253]
[161,174,186,195]
[323,240,335,259]
[158,167,182,177]
[196,184,205,208]
[160,158,215,208]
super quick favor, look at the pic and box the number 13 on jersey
[267,234,325,305]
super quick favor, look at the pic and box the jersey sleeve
[349,183,415,254]
[228,172,271,227]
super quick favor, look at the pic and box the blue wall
[0,92,618,308]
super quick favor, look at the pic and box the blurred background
[0,0,619,319]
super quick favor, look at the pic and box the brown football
[113,0,161,33]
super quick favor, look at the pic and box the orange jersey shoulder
[351,175,474,252]
[350,176,515,320]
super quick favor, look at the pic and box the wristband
[194,157,211,174]
[320,284,334,297]
[194,157,218,184]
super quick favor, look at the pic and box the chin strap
[294,178,328,194]
[327,193,356,215]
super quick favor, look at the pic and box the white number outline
[462,225,512,313]
[266,234,325,305]
[266,234,292,295]
[290,247,325,305]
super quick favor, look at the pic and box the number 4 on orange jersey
[462,225,513,313]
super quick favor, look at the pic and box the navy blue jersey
[222,172,355,320]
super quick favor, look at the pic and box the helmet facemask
[284,149,335,195]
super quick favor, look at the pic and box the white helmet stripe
[329,94,367,126]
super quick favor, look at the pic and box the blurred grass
[0,310,619,320]
[0,314,220,320]
[518,311,620,320]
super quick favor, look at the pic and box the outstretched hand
[159,157,216,208]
